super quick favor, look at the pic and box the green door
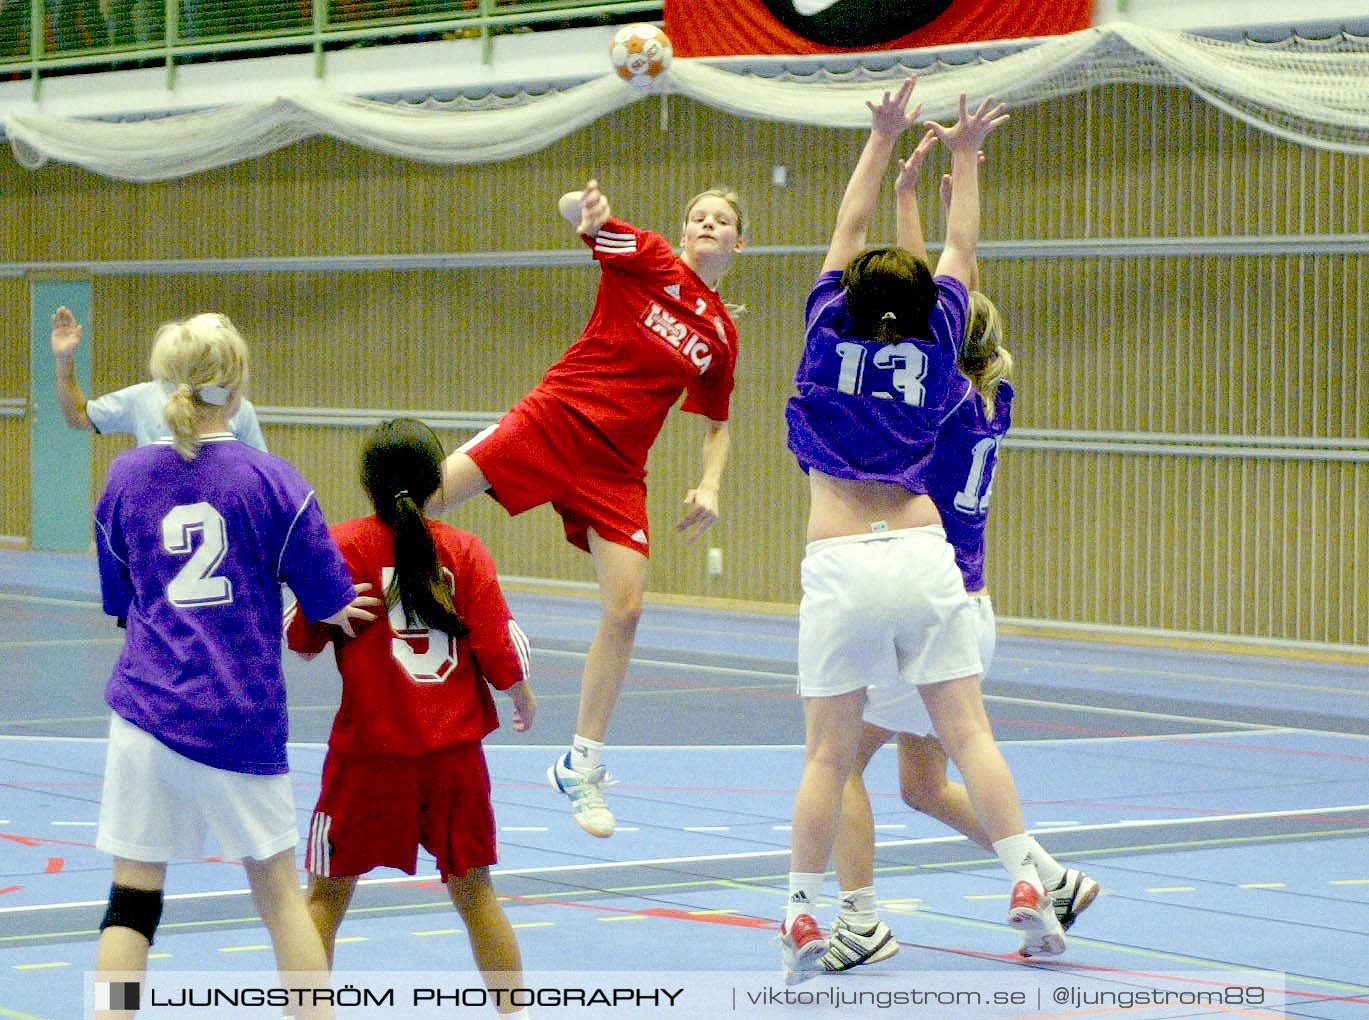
[30,278,93,551]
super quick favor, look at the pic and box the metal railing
[0,0,662,94]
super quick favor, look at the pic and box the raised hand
[51,306,83,359]
[577,178,611,236]
[894,129,938,195]
[866,75,922,142]
[925,94,1010,153]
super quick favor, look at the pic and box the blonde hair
[682,187,744,239]
[148,313,249,461]
[961,292,1013,416]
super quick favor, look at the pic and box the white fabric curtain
[7,23,1368,181]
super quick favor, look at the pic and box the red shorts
[461,397,650,556]
[306,744,495,882]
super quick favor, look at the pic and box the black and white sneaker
[1019,869,1098,957]
[821,916,899,971]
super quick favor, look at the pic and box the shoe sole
[783,938,828,985]
[547,763,615,838]
[1019,930,1068,958]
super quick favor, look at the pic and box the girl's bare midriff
[805,468,942,542]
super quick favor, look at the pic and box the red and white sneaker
[1008,881,1066,956]
[780,913,827,985]
[1020,869,1098,958]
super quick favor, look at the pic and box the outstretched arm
[893,129,937,266]
[939,149,987,291]
[51,307,94,432]
[925,95,1009,286]
[676,417,730,542]
[558,178,612,239]
[821,77,923,274]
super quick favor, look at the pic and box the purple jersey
[924,382,1014,592]
[94,434,356,775]
[786,271,971,492]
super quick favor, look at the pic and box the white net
[7,22,1369,180]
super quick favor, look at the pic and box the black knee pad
[100,885,164,944]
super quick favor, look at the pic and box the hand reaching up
[894,129,938,196]
[51,306,83,360]
[867,76,923,143]
[925,94,1010,154]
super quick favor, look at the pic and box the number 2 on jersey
[162,501,233,607]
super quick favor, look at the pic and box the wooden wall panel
[5,83,1366,650]
[0,277,31,541]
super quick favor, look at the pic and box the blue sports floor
[1,548,1367,1018]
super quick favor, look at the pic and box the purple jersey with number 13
[924,381,1014,592]
[786,271,971,491]
[95,434,357,776]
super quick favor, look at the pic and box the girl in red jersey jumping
[430,180,744,838]
[287,417,536,1019]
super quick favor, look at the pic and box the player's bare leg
[245,850,335,1020]
[896,732,988,844]
[447,867,526,1016]
[95,858,167,1020]
[306,874,358,967]
[547,528,647,837]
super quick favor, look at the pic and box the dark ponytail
[361,418,468,639]
[841,246,936,345]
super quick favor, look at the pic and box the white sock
[497,1010,530,1020]
[992,833,1042,894]
[786,872,824,927]
[838,886,880,930]
[1026,837,1066,888]
[568,734,603,773]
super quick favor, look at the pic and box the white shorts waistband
[805,525,947,557]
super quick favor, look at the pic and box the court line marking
[9,843,1369,1004]
[1001,653,1369,699]
[6,802,1367,916]
[0,733,1284,748]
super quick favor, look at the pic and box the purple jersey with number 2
[786,271,971,491]
[95,434,356,775]
[924,382,1014,592]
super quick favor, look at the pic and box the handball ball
[610,23,672,87]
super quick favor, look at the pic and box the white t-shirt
[85,381,267,450]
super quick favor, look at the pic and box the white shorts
[863,594,996,733]
[96,713,299,863]
[797,527,982,699]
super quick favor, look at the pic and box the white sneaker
[821,916,899,971]
[1020,869,1098,958]
[1008,880,1067,956]
[780,913,826,985]
[547,754,616,838]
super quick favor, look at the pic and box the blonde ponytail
[961,292,1012,417]
[148,313,249,461]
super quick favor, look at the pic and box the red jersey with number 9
[525,218,739,468]
[285,515,531,755]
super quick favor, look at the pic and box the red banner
[664,0,1093,57]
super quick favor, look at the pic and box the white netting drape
[7,22,1369,181]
